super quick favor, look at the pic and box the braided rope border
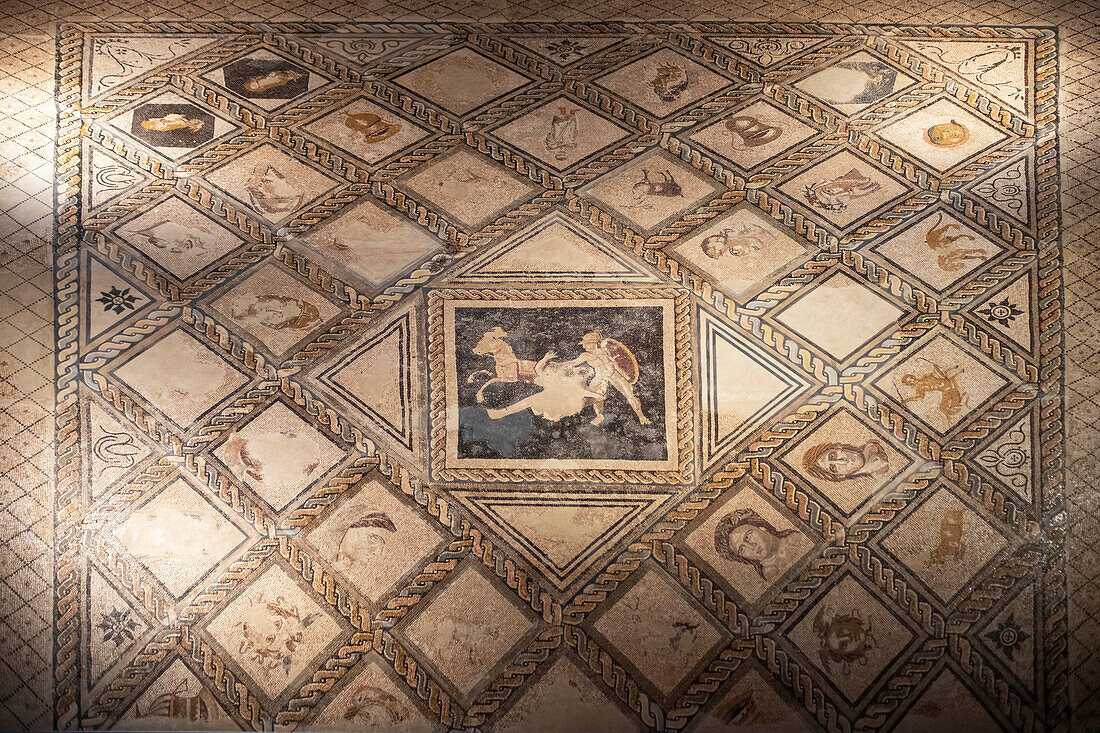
[426,286,696,485]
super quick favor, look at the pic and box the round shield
[603,339,640,385]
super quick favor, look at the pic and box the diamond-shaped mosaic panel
[793,50,917,116]
[392,47,531,116]
[208,262,342,357]
[686,98,818,171]
[777,149,912,230]
[872,333,1011,435]
[202,49,328,110]
[298,195,443,287]
[773,269,905,363]
[212,400,346,512]
[301,95,432,165]
[205,563,345,701]
[778,407,913,516]
[875,97,1010,173]
[787,573,916,702]
[309,657,439,730]
[398,564,537,703]
[492,656,641,732]
[115,658,235,729]
[666,204,811,300]
[113,195,249,280]
[693,663,812,730]
[113,477,249,598]
[399,146,541,230]
[303,477,448,603]
[894,667,1003,731]
[595,47,731,118]
[582,147,725,233]
[872,208,1004,292]
[879,486,1008,602]
[106,90,240,161]
[110,329,250,429]
[590,567,726,701]
[491,95,633,171]
[203,142,341,227]
[683,478,818,605]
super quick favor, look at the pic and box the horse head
[473,327,511,357]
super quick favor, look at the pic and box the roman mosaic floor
[1,2,1099,731]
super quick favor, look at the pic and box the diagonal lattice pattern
[0,2,1097,732]
[45,18,1065,732]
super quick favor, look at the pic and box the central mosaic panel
[432,291,688,480]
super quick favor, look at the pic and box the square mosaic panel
[53,20,1065,731]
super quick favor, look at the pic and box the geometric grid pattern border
[52,20,1065,731]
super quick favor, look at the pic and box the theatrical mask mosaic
[56,19,1064,732]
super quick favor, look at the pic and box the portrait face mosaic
[57,19,1064,733]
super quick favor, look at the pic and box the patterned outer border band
[52,20,1064,731]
